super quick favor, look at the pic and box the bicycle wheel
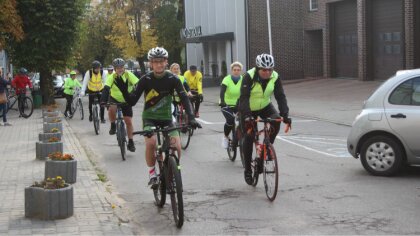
[93,105,100,135]
[227,127,237,161]
[166,155,184,228]
[263,143,278,201]
[154,159,166,207]
[78,99,84,120]
[238,137,245,168]
[117,120,126,161]
[68,98,77,119]
[179,109,191,150]
[19,96,33,118]
[251,155,259,187]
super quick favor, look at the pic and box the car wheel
[360,135,404,176]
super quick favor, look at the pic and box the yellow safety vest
[88,70,104,91]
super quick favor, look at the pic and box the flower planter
[42,111,60,117]
[43,122,63,133]
[43,117,62,123]
[38,132,62,142]
[45,160,77,183]
[25,184,73,220]
[36,142,63,160]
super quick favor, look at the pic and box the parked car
[53,75,65,98]
[347,69,420,176]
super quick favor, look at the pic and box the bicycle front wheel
[263,143,279,201]
[19,96,33,118]
[69,98,77,119]
[154,159,166,207]
[179,109,191,150]
[93,105,100,135]
[166,155,184,228]
[117,120,126,161]
[78,99,84,120]
[227,126,237,161]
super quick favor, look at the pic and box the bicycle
[107,102,127,161]
[245,117,283,201]
[91,92,101,135]
[0,88,33,118]
[173,101,193,150]
[221,106,243,165]
[68,88,84,120]
[133,125,189,228]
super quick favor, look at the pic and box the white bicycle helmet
[112,58,125,67]
[256,53,275,69]
[147,47,168,60]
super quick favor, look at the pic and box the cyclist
[114,47,201,188]
[12,68,33,96]
[184,65,203,118]
[238,53,292,185]
[219,61,244,149]
[0,67,11,126]
[170,63,192,120]
[81,61,107,123]
[106,65,114,80]
[63,71,82,117]
[101,58,139,152]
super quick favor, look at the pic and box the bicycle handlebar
[245,117,284,123]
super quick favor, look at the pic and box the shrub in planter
[36,141,63,160]
[25,176,73,220]
[43,117,62,123]
[38,132,61,142]
[43,122,63,133]
[45,152,77,183]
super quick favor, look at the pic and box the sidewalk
[203,78,383,126]
[0,110,135,235]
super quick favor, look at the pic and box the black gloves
[198,94,203,102]
[188,118,202,129]
[283,116,292,130]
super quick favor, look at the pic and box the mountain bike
[91,92,101,135]
[173,101,192,150]
[69,88,84,120]
[221,106,243,165]
[133,125,190,228]
[0,88,33,118]
[246,117,283,201]
[107,102,127,161]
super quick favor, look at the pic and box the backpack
[89,69,103,79]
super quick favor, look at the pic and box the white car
[347,69,420,176]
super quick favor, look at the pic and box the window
[389,77,420,106]
[310,0,318,11]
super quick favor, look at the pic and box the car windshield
[53,76,63,85]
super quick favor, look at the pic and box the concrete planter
[45,160,77,183]
[38,132,62,142]
[42,111,60,117]
[43,122,63,133]
[43,117,62,123]
[25,184,73,220]
[36,142,63,160]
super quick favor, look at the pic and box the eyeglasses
[261,68,273,72]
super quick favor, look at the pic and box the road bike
[68,88,84,120]
[91,92,101,135]
[245,117,283,201]
[173,101,193,150]
[0,88,33,118]
[107,102,127,161]
[133,125,190,228]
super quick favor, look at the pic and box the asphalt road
[61,97,420,235]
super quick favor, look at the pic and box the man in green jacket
[63,71,82,117]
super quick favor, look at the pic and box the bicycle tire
[93,105,100,135]
[227,126,237,161]
[154,159,166,207]
[239,137,245,168]
[117,120,126,161]
[251,156,259,187]
[19,96,33,118]
[179,109,191,150]
[166,155,184,228]
[263,143,278,201]
[78,99,84,120]
[68,98,77,119]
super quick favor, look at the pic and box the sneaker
[127,140,136,152]
[64,111,68,117]
[148,177,158,189]
[101,119,106,124]
[109,123,116,135]
[244,170,253,185]
[89,114,92,122]
[195,112,200,118]
[222,136,229,149]
[3,122,11,126]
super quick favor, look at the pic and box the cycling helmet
[147,47,168,60]
[255,53,275,69]
[92,60,102,69]
[107,65,114,70]
[70,71,77,75]
[19,67,28,75]
[112,58,125,67]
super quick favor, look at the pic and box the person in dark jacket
[0,67,11,126]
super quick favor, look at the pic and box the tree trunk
[39,70,55,105]
[137,56,146,74]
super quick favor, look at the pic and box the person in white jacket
[81,60,109,123]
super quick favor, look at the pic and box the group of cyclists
[62,46,292,187]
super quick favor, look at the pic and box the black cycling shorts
[109,97,133,117]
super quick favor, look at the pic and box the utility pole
[266,0,273,55]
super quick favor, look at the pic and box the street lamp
[266,0,273,55]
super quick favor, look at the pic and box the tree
[0,0,24,49]
[8,0,86,104]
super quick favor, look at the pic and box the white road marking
[286,136,347,142]
[196,118,316,125]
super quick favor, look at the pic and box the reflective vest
[88,70,104,91]
[247,68,278,111]
[222,75,242,106]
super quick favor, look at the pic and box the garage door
[372,0,404,80]
[333,0,358,78]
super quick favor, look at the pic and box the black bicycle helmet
[256,53,275,69]
[112,58,125,67]
[147,47,168,60]
[92,60,102,69]
[19,67,28,75]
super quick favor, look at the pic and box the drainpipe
[245,0,250,69]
